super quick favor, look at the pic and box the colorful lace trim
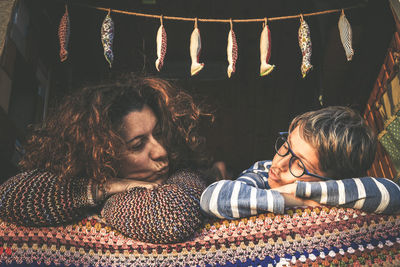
[1,207,400,266]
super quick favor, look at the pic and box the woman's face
[268,126,325,188]
[118,104,169,183]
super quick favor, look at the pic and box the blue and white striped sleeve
[296,177,400,214]
[200,180,284,219]
[200,160,284,219]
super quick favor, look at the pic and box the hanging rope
[68,2,363,24]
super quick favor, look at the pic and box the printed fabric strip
[1,206,400,266]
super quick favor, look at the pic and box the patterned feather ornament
[190,19,204,76]
[155,17,167,72]
[298,15,313,78]
[101,10,114,68]
[58,4,70,62]
[338,10,354,61]
[260,19,275,76]
[227,20,238,78]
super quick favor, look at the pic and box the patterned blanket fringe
[1,206,400,266]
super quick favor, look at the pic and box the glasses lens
[275,136,289,156]
[289,156,305,177]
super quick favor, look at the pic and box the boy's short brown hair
[289,106,376,179]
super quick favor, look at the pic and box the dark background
[5,0,396,175]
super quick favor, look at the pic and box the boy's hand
[272,183,320,208]
[279,193,320,208]
[272,183,297,194]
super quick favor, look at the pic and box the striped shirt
[200,160,400,219]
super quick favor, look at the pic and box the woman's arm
[0,170,99,226]
[295,177,400,214]
[101,170,207,244]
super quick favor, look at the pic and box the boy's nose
[274,153,291,171]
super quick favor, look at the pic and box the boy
[201,106,400,219]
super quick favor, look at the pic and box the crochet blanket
[1,207,400,266]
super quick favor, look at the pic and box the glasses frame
[275,132,331,181]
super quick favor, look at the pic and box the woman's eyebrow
[126,135,144,144]
[126,119,158,144]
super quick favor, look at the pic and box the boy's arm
[200,179,284,219]
[295,177,400,214]
[201,160,285,219]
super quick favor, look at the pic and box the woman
[0,74,213,243]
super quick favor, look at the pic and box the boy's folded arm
[295,177,400,214]
[200,180,284,219]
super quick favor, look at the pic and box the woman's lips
[158,166,169,174]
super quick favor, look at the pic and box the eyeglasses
[274,132,331,181]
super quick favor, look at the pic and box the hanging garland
[259,18,274,77]
[58,3,360,77]
[227,19,238,78]
[155,16,167,71]
[58,4,70,62]
[298,14,313,78]
[338,9,355,61]
[190,18,204,76]
[101,9,114,68]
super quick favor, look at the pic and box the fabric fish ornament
[190,19,204,76]
[58,5,70,62]
[227,20,238,78]
[155,17,167,71]
[259,20,275,76]
[298,15,313,78]
[338,10,354,61]
[101,11,114,68]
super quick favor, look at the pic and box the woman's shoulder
[3,169,51,181]
[166,169,207,190]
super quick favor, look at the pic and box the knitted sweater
[0,170,95,226]
[102,170,207,243]
[0,169,207,243]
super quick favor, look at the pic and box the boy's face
[268,126,326,189]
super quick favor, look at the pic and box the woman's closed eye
[129,136,147,151]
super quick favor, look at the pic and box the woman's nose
[149,136,168,161]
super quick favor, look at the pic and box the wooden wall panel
[364,33,399,180]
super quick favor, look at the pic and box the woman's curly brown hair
[20,74,213,186]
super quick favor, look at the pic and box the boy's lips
[269,168,280,182]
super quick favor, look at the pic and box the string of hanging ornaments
[58,3,358,78]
